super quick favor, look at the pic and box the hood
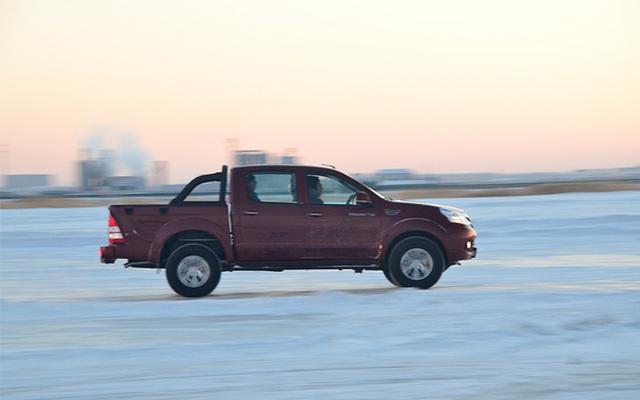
[384,199,441,217]
[388,199,463,212]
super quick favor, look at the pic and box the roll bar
[170,165,228,205]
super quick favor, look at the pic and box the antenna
[320,163,336,169]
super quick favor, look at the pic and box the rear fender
[148,217,232,264]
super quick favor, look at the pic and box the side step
[124,261,158,269]
[230,266,375,273]
[231,266,284,272]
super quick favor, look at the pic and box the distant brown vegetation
[1,181,638,209]
[389,181,640,200]
[0,196,173,210]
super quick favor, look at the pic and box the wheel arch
[158,230,226,268]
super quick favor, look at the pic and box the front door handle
[242,210,260,216]
[307,212,324,217]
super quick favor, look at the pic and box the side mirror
[355,191,372,207]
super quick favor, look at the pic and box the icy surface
[1,192,639,399]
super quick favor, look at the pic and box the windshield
[321,169,392,202]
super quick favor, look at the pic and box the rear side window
[183,181,221,202]
[246,172,297,204]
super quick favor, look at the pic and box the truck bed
[103,203,231,265]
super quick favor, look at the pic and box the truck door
[232,170,306,261]
[301,172,381,261]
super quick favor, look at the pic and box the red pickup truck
[100,165,476,297]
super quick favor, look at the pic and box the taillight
[108,214,126,244]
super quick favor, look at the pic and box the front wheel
[387,237,444,289]
[165,244,221,297]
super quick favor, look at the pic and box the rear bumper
[100,246,117,264]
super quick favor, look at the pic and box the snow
[1,192,640,399]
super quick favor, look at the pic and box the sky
[1,0,639,185]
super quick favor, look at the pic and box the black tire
[165,243,221,297]
[387,236,444,289]
[383,266,401,287]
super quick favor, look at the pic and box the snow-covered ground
[1,192,639,399]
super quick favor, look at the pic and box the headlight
[439,207,471,225]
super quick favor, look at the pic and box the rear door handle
[349,212,375,217]
[242,211,260,216]
[307,212,324,217]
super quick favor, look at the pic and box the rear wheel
[387,237,444,289]
[166,243,221,297]
[383,266,401,287]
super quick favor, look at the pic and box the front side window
[305,174,359,205]
[246,172,297,204]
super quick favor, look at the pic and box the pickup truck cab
[100,165,477,297]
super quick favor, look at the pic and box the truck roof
[231,164,338,172]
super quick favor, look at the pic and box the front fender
[382,217,447,254]
[147,217,232,264]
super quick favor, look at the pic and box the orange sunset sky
[1,0,639,184]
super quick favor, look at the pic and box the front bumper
[445,225,477,264]
[455,245,477,261]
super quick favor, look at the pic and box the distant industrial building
[4,174,51,189]
[78,160,103,189]
[233,149,298,166]
[373,169,437,189]
[105,176,146,191]
[280,155,297,164]
[234,150,269,166]
[77,148,113,190]
[77,148,148,191]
